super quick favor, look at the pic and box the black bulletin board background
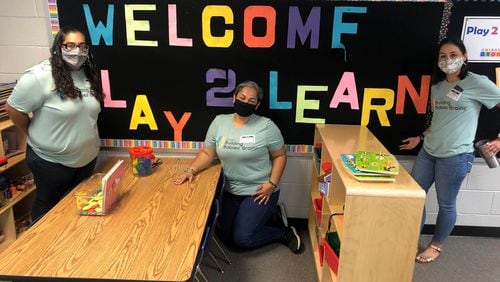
[56,1,451,154]
[447,1,500,147]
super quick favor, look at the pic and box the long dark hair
[431,37,469,85]
[50,27,104,102]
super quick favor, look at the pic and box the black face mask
[234,99,256,117]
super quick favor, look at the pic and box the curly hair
[50,27,104,103]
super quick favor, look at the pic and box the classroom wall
[1,0,499,228]
[0,0,52,83]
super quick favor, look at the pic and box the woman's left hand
[253,183,274,205]
[487,138,500,155]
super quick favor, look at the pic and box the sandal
[416,244,442,263]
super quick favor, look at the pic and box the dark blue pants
[26,145,96,223]
[220,190,284,249]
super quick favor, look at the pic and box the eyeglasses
[62,43,89,51]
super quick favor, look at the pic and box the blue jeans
[220,190,283,249]
[411,148,473,243]
[26,145,97,223]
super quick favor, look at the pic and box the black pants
[26,145,97,223]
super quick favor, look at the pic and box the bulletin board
[51,0,450,154]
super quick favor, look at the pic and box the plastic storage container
[129,146,155,176]
[75,160,124,215]
[75,173,107,215]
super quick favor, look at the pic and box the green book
[340,154,381,176]
[354,151,400,176]
[340,154,396,182]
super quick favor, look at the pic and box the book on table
[101,159,125,212]
[340,153,398,182]
[354,151,399,175]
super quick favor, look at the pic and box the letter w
[83,4,114,45]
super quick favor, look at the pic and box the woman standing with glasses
[6,27,104,223]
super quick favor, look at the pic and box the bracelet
[184,167,197,175]
[268,180,277,189]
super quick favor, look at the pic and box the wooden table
[0,157,221,281]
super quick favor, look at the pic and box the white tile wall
[467,164,500,191]
[491,192,500,215]
[0,0,50,82]
[0,0,38,17]
[2,1,499,228]
[285,155,499,228]
[0,18,51,46]
[0,46,49,74]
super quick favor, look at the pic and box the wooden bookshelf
[308,124,425,282]
[0,118,35,254]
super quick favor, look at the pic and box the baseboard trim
[422,225,500,237]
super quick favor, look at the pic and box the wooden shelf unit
[308,124,425,282]
[0,118,35,253]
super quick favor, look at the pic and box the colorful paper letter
[202,5,234,48]
[130,95,158,130]
[361,88,394,126]
[296,85,327,124]
[395,75,430,114]
[124,5,158,47]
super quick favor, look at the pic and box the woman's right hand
[399,136,421,151]
[174,172,194,185]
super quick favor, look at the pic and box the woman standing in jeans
[400,37,500,263]
[6,27,104,223]
[175,81,301,253]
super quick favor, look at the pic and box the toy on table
[129,146,155,176]
[75,160,125,215]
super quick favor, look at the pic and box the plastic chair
[191,199,220,281]
[210,173,232,270]
[191,227,210,282]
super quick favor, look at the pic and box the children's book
[354,151,399,176]
[340,153,396,182]
[101,159,125,212]
[340,154,381,176]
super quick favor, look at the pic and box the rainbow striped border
[100,139,313,153]
[48,0,59,36]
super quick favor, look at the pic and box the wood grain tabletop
[0,157,221,281]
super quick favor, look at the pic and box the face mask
[438,57,464,74]
[234,99,256,117]
[61,48,88,69]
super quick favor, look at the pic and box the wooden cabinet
[0,119,35,253]
[308,124,425,282]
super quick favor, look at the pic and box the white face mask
[61,48,88,69]
[438,57,464,74]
